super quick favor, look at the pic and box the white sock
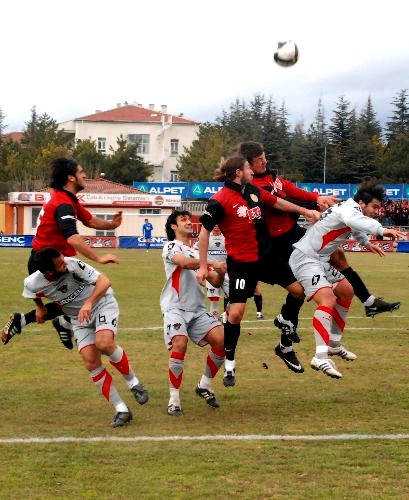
[199,374,212,389]
[169,388,180,406]
[115,402,129,413]
[225,359,235,372]
[364,295,375,307]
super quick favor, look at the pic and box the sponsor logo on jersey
[247,206,261,221]
[58,285,86,305]
[250,193,259,203]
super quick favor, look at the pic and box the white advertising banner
[8,192,181,207]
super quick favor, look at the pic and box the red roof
[41,178,144,194]
[75,105,197,125]
[2,132,23,143]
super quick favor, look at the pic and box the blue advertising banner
[349,184,403,199]
[297,183,350,198]
[119,236,168,249]
[133,182,188,197]
[0,235,34,247]
[188,182,223,198]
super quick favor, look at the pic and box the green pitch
[0,249,409,498]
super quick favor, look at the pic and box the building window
[95,214,115,236]
[128,134,150,154]
[170,139,179,155]
[31,207,41,229]
[170,171,179,182]
[97,137,106,153]
[140,208,161,215]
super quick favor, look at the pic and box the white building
[58,103,199,182]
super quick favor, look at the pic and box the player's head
[34,247,68,277]
[237,142,267,174]
[353,180,385,218]
[166,210,192,241]
[50,157,86,192]
[212,225,221,236]
[144,218,149,223]
[214,155,253,185]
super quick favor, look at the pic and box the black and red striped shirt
[200,180,278,262]
[252,170,318,237]
[32,189,92,256]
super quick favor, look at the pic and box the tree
[104,136,153,184]
[72,139,107,178]
[385,89,409,143]
[177,123,234,181]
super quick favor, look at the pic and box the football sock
[281,293,304,328]
[253,294,263,313]
[341,266,370,303]
[313,306,333,358]
[200,347,225,388]
[90,366,124,408]
[224,321,240,361]
[364,295,375,307]
[169,351,185,390]
[330,299,351,347]
[109,345,139,388]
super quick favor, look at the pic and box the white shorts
[71,295,119,351]
[289,248,345,301]
[163,307,221,350]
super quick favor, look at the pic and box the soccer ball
[274,41,299,67]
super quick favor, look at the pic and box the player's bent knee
[286,282,305,300]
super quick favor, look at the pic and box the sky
[2,0,408,132]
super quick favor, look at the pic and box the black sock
[341,266,370,303]
[281,293,304,328]
[253,294,263,312]
[224,321,241,361]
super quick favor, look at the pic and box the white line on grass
[1,433,409,444]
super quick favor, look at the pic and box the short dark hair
[237,142,264,164]
[50,157,79,189]
[214,155,247,182]
[165,210,191,241]
[34,247,62,274]
[353,180,385,204]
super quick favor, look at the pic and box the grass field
[1,248,409,499]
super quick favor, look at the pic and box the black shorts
[257,249,297,289]
[270,224,306,262]
[227,258,259,304]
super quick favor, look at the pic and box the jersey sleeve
[281,178,319,203]
[55,204,80,238]
[162,241,184,265]
[341,204,384,237]
[77,204,93,226]
[200,198,224,231]
[259,187,278,207]
[22,273,42,299]
[66,257,100,284]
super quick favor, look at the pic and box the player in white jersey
[289,181,405,379]
[23,247,148,428]
[194,225,229,317]
[161,210,226,416]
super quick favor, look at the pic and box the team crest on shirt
[58,285,68,293]
[173,323,182,330]
[237,205,248,217]
[250,193,258,203]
